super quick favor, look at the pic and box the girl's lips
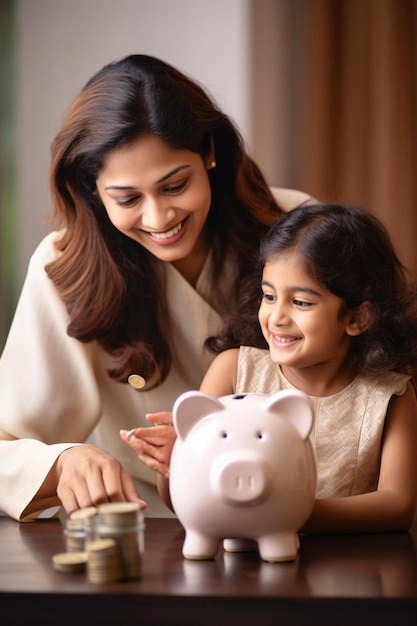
[142,217,188,245]
[271,334,302,348]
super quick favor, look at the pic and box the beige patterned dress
[236,346,410,498]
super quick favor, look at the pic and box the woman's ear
[207,135,216,170]
[345,301,371,336]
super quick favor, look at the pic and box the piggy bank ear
[263,389,314,440]
[173,390,224,441]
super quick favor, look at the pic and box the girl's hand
[120,411,176,479]
[55,444,147,515]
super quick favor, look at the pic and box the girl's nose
[269,302,290,326]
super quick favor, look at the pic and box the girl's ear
[345,301,371,336]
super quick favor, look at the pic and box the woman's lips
[142,217,188,245]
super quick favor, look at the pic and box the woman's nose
[140,196,174,230]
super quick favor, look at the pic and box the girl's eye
[164,178,188,194]
[293,299,312,308]
[262,292,276,303]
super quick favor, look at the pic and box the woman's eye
[115,196,140,207]
[164,179,188,194]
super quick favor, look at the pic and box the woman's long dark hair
[257,203,417,378]
[46,54,283,386]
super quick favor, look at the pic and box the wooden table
[1,515,417,625]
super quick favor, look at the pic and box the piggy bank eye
[220,431,228,439]
[256,431,264,440]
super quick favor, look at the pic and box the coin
[98,502,140,515]
[52,551,87,573]
[70,506,97,521]
[128,374,146,389]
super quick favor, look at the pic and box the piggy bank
[170,389,317,563]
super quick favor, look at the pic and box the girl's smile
[271,333,303,348]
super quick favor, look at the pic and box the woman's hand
[55,444,147,515]
[120,411,176,479]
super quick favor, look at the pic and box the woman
[0,54,312,521]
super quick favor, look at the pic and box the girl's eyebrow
[104,165,191,191]
[261,279,321,297]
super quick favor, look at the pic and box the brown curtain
[298,0,417,275]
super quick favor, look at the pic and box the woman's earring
[209,160,217,169]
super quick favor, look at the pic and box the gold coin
[53,551,88,565]
[128,374,145,389]
[70,506,97,521]
[98,502,140,515]
[52,551,87,573]
[87,538,118,553]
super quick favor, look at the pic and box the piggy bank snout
[211,453,271,506]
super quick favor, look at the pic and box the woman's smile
[140,216,189,244]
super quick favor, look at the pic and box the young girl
[0,54,313,521]
[130,203,417,533]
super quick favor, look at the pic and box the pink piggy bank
[170,389,316,562]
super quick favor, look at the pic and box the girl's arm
[302,381,417,533]
[120,414,176,479]
[199,349,239,396]
[123,349,240,509]
[123,348,240,469]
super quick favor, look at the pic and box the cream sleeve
[270,186,317,211]
[0,233,102,521]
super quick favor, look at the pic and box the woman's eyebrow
[104,185,136,191]
[156,164,191,184]
[104,165,192,191]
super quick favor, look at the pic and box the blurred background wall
[1,0,417,351]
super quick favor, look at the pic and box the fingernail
[120,429,136,440]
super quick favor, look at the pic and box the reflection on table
[1,516,417,625]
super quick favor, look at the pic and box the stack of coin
[69,506,98,549]
[96,502,144,580]
[64,506,98,552]
[52,551,88,574]
[64,517,86,552]
[86,538,123,584]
